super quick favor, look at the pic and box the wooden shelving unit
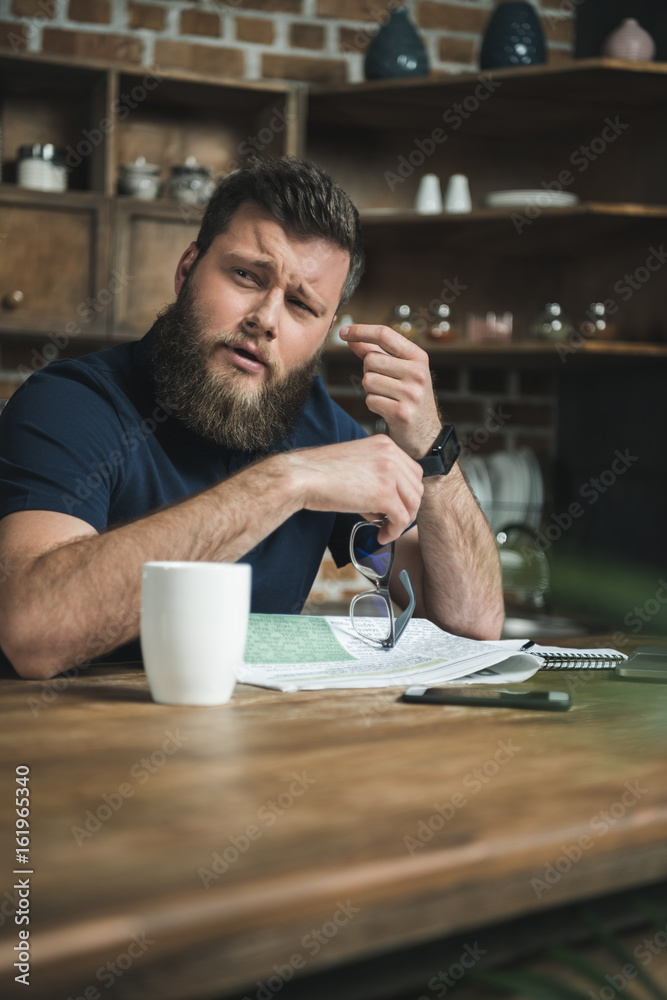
[1,53,666,359]
[0,52,302,343]
[308,59,667,353]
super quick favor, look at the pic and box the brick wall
[0,0,574,83]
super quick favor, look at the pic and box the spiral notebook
[518,642,627,670]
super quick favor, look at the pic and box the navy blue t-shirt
[0,328,366,667]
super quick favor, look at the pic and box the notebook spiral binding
[532,651,622,670]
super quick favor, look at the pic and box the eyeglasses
[349,520,416,648]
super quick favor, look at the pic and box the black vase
[364,6,429,81]
[480,1,547,70]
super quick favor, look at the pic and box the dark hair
[195,156,364,305]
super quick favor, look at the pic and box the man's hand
[283,436,423,544]
[340,324,442,460]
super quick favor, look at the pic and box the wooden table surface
[1,639,667,1000]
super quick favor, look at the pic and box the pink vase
[602,18,656,61]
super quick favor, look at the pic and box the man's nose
[245,289,281,339]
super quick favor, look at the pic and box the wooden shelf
[324,340,667,367]
[0,183,106,207]
[360,202,667,224]
[358,202,667,258]
[309,59,667,135]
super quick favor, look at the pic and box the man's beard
[150,274,324,452]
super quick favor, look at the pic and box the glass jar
[424,303,459,342]
[389,304,419,340]
[17,144,67,193]
[580,302,616,340]
[531,302,574,341]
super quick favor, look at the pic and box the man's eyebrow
[226,251,327,315]
[227,252,273,270]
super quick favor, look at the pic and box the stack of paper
[237,615,542,692]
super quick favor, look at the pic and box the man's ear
[174,242,199,294]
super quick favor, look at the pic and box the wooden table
[1,641,667,1000]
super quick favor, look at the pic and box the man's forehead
[214,201,350,292]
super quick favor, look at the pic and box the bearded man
[0,157,503,679]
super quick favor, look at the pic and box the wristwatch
[417,423,461,477]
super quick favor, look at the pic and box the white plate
[521,447,544,530]
[461,456,493,522]
[487,451,530,531]
[483,189,580,209]
[486,452,516,531]
[472,458,494,521]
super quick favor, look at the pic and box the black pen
[520,640,536,651]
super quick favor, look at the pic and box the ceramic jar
[365,6,429,80]
[480,1,546,69]
[167,156,216,207]
[117,156,161,200]
[17,144,67,193]
[415,174,443,214]
[444,174,472,214]
[602,19,655,62]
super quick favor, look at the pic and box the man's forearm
[3,433,425,679]
[3,455,302,678]
[416,468,504,640]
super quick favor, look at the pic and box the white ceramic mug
[444,174,472,213]
[141,562,252,706]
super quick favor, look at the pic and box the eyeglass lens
[351,522,393,583]
[350,589,393,644]
[350,521,395,645]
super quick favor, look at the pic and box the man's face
[151,201,350,451]
[178,201,349,386]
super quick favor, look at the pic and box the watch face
[419,424,460,476]
[442,426,461,470]
[437,424,460,473]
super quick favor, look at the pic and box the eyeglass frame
[349,519,416,648]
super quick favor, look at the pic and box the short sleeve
[0,367,127,532]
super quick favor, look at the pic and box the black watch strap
[417,423,461,477]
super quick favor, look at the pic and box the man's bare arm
[0,435,423,680]
[341,323,504,640]
[394,469,504,641]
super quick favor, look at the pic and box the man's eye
[291,299,313,314]
[234,268,257,282]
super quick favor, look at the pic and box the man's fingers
[359,512,406,545]
[294,435,423,535]
[343,338,387,361]
[340,324,422,361]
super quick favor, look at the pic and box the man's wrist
[417,423,461,477]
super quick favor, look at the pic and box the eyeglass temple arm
[394,569,416,643]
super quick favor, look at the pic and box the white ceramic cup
[140,562,251,706]
[444,173,472,213]
[414,173,443,214]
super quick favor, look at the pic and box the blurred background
[1,0,666,640]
